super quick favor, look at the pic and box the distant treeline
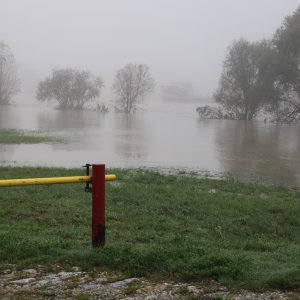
[0,44,155,113]
[1,6,300,120]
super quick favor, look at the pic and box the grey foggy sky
[0,0,299,103]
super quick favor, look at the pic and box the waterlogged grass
[0,128,61,144]
[0,167,299,291]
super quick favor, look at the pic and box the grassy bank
[0,167,299,291]
[0,128,61,144]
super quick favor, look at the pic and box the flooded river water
[0,103,300,186]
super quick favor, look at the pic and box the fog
[0,0,299,104]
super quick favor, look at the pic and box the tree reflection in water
[215,120,300,185]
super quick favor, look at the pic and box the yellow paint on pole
[103,174,117,181]
[0,174,116,187]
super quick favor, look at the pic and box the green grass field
[0,128,61,144]
[0,167,299,291]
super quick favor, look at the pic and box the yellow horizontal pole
[0,174,116,188]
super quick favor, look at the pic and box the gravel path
[0,265,299,299]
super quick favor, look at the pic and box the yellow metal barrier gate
[0,164,116,247]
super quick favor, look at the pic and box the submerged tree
[0,41,20,105]
[36,68,103,110]
[215,39,279,120]
[112,63,155,113]
[270,6,300,122]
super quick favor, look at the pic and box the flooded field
[1,103,300,186]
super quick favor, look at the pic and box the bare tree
[36,68,103,110]
[112,63,155,113]
[0,41,20,105]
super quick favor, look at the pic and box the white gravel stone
[82,283,103,290]
[109,278,138,288]
[57,271,83,279]
[10,278,36,285]
[34,279,61,287]
[22,269,37,275]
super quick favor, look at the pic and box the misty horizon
[0,0,299,104]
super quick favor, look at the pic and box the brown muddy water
[0,103,300,186]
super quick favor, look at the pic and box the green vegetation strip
[0,167,299,290]
[0,128,61,144]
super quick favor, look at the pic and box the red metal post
[92,164,105,247]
